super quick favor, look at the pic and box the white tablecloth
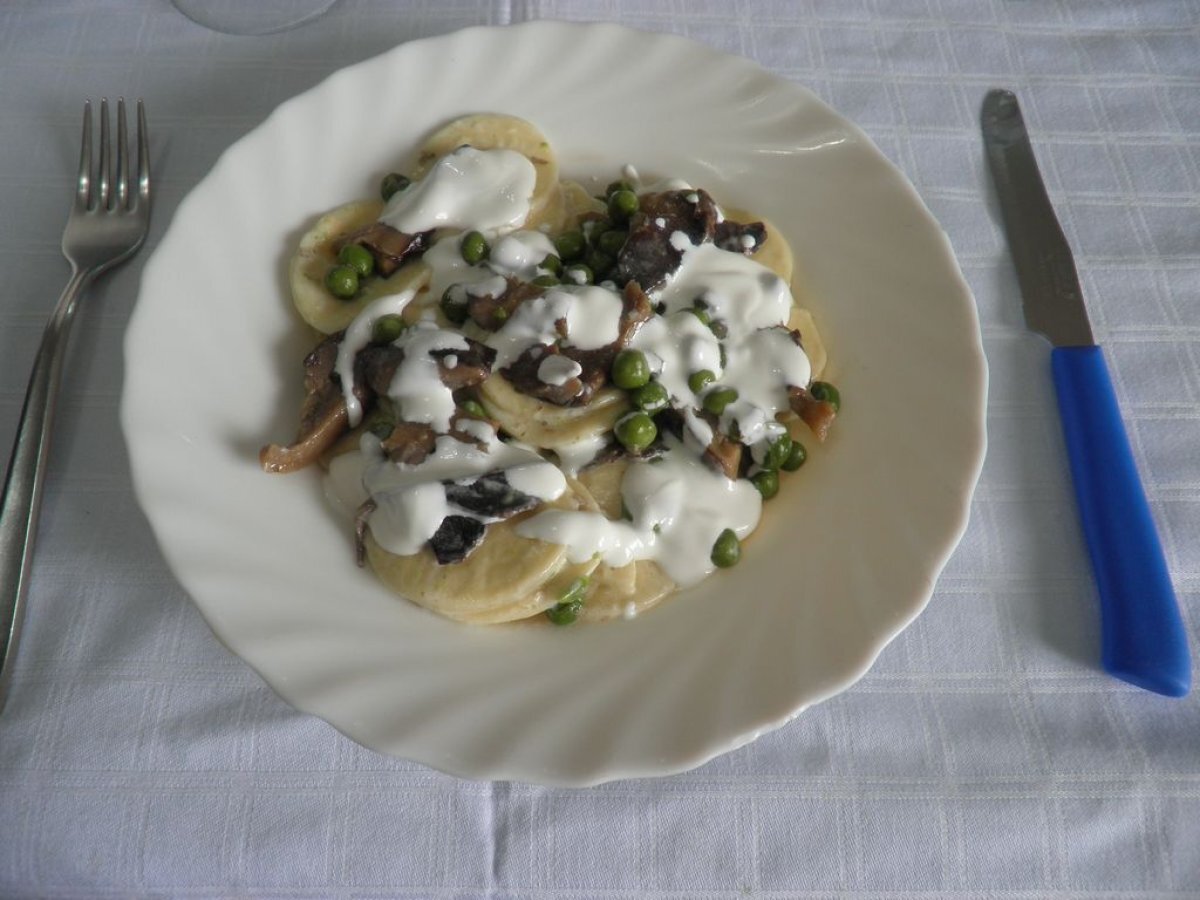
[1,1,1197,896]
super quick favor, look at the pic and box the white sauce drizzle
[325,162,821,608]
[386,322,469,432]
[553,432,608,476]
[379,146,536,235]
[537,355,583,387]
[334,289,417,427]
[718,327,810,444]
[489,230,556,275]
[329,429,566,558]
[485,285,623,368]
[517,434,761,587]
[654,240,792,336]
[424,229,555,302]
[629,312,722,406]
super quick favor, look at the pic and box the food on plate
[260,114,839,625]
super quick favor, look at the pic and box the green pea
[762,433,794,471]
[614,412,657,453]
[632,381,669,413]
[554,230,586,261]
[540,253,563,275]
[531,274,560,288]
[711,528,741,568]
[703,387,739,416]
[545,599,581,626]
[460,231,490,265]
[688,369,716,394]
[611,349,651,389]
[586,218,612,245]
[460,399,486,419]
[587,250,615,279]
[563,263,593,285]
[781,439,807,471]
[325,265,359,299]
[338,243,375,278]
[752,469,779,500]
[439,286,469,325]
[380,172,411,202]
[364,410,395,440]
[606,179,634,197]
[546,576,589,625]
[597,229,627,256]
[608,189,639,222]
[371,314,407,343]
[809,381,841,412]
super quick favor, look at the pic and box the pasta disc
[414,114,559,229]
[580,560,675,623]
[364,484,585,624]
[290,199,431,334]
[573,459,674,621]
[723,207,794,285]
[478,374,630,451]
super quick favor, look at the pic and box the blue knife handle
[1051,345,1191,697]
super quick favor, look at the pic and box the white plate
[122,22,986,785]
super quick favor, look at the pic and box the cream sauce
[424,229,556,303]
[327,161,820,603]
[386,322,470,433]
[334,289,417,427]
[517,434,761,587]
[485,285,624,368]
[328,427,566,558]
[379,146,536,235]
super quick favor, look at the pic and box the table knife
[981,88,1191,698]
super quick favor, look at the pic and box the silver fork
[0,99,151,712]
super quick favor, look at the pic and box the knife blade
[981,88,1191,698]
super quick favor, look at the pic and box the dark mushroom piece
[466,277,543,331]
[788,385,837,442]
[427,516,488,566]
[339,222,432,277]
[260,332,356,474]
[704,432,743,481]
[500,280,653,406]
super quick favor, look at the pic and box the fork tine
[136,100,150,205]
[115,98,130,209]
[97,98,111,209]
[76,100,92,209]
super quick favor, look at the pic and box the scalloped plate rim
[121,21,987,786]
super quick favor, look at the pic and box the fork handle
[0,267,91,712]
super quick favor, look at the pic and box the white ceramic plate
[122,22,986,785]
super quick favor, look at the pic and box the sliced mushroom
[611,189,720,291]
[788,385,837,442]
[380,421,438,466]
[428,515,488,565]
[467,277,542,331]
[358,338,496,396]
[340,222,431,276]
[260,332,354,473]
[501,281,653,407]
[443,472,540,520]
[714,219,768,256]
[703,428,743,480]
